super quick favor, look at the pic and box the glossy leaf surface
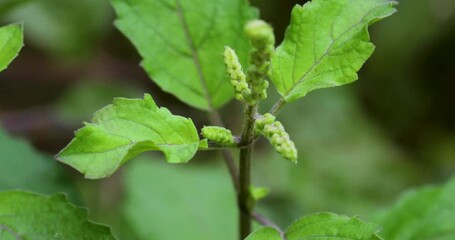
[246,212,382,240]
[0,24,22,72]
[286,212,382,240]
[0,191,115,239]
[57,94,204,179]
[378,176,455,240]
[111,0,257,110]
[270,0,396,102]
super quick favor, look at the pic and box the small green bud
[201,126,235,146]
[255,113,275,128]
[244,20,275,48]
[224,46,252,104]
[249,185,270,202]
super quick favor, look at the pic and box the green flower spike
[223,46,252,103]
[201,126,235,146]
[254,113,275,136]
[255,114,297,162]
[244,20,275,101]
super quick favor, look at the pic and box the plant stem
[209,109,283,239]
[238,104,257,239]
[221,149,240,190]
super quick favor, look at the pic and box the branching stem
[238,104,257,239]
[208,110,287,240]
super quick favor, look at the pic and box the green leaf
[270,0,396,102]
[0,24,23,73]
[0,191,115,239]
[111,0,257,110]
[57,94,204,179]
[124,158,237,240]
[286,212,383,240]
[246,212,382,240]
[249,185,270,202]
[245,227,281,240]
[0,128,72,195]
[377,176,455,240]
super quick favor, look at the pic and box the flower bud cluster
[201,126,235,146]
[255,114,297,162]
[223,47,252,104]
[254,113,276,136]
[244,20,275,101]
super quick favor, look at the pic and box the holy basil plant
[3,1,454,240]
[54,0,397,239]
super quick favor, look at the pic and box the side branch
[269,97,286,116]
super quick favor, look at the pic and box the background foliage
[0,0,454,239]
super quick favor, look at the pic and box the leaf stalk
[269,97,286,116]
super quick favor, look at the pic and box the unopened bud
[224,46,252,103]
[244,20,275,48]
[255,115,297,162]
[201,126,235,146]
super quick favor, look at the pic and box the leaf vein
[175,0,213,110]
[283,3,387,99]
[123,0,191,58]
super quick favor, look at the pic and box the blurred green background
[0,0,454,239]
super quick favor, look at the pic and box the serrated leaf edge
[0,190,117,239]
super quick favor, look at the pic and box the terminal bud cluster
[244,20,275,101]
